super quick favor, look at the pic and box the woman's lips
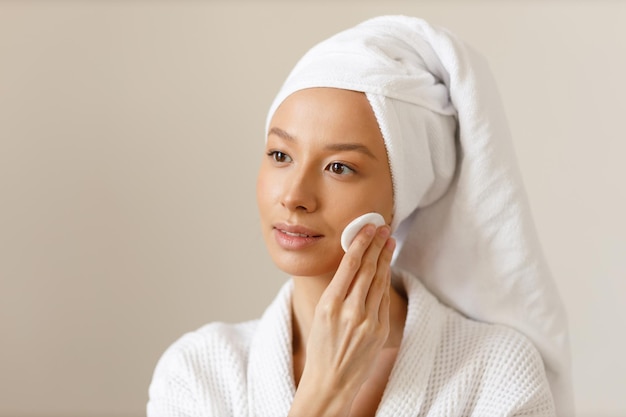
[273,223,323,250]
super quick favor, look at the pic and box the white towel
[266,15,573,416]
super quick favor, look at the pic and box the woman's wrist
[289,389,353,417]
[289,372,359,417]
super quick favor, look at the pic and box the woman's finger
[345,225,391,306]
[377,269,391,327]
[324,223,376,300]
[364,236,395,313]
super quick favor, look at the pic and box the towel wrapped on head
[266,15,573,416]
[267,17,458,231]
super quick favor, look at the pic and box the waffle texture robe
[147,271,555,417]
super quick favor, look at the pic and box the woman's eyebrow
[268,127,296,142]
[268,126,377,160]
[324,143,377,160]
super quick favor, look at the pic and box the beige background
[1,1,624,416]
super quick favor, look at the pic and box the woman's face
[257,87,394,279]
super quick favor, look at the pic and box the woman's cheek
[256,169,282,210]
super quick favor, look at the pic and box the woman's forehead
[268,87,385,152]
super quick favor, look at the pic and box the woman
[148,15,573,417]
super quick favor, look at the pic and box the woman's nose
[281,169,318,213]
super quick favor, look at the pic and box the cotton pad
[341,212,386,252]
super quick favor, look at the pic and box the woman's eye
[268,151,292,164]
[327,162,355,175]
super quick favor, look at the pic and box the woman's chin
[276,264,336,279]
[271,253,341,279]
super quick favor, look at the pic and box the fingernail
[378,226,390,238]
[364,224,376,236]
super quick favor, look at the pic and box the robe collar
[247,270,443,416]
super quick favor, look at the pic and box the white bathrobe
[147,270,555,417]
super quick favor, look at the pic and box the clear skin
[257,87,408,417]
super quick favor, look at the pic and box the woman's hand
[289,224,396,417]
